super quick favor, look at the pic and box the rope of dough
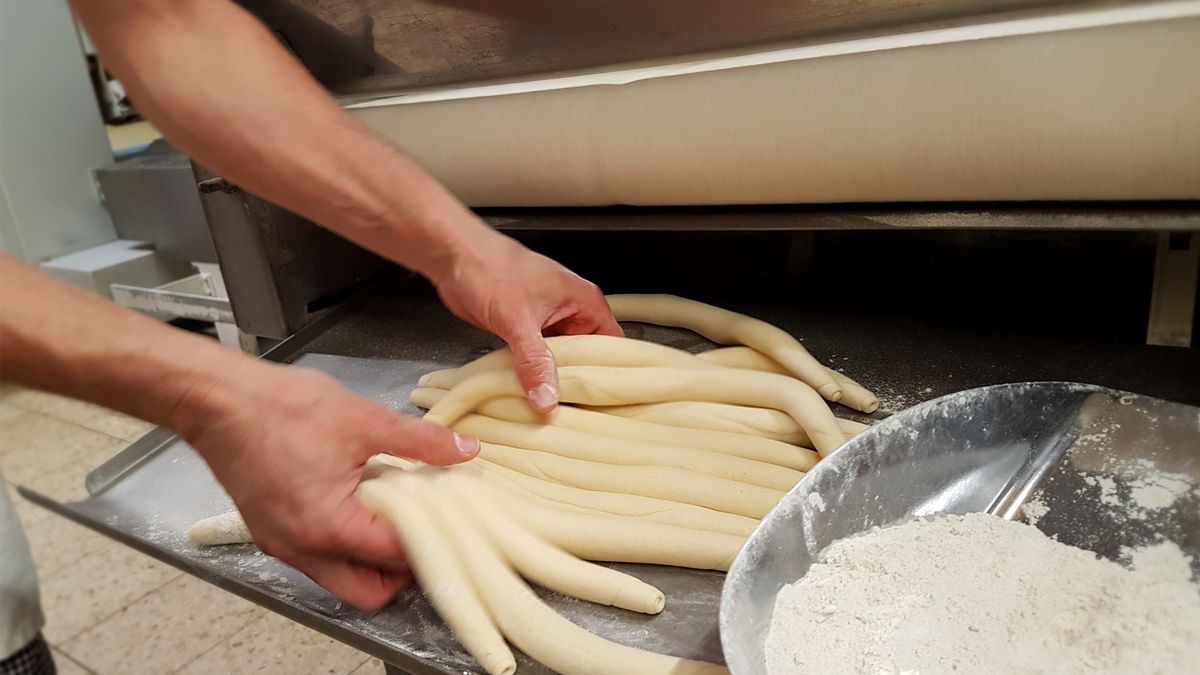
[357,473,516,675]
[455,478,666,614]
[478,441,782,519]
[424,480,730,675]
[426,365,846,456]
[188,511,251,545]
[465,477,744,571]
[411,387,818,471]
[453,414,804,491]
[469,458,758,537]
[418,334,711,389]
[595,400,869,446]
[697,346,880,413]
[606,294,841,402]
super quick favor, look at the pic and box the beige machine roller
[351,1,1200,206]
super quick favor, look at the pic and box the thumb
[372,413,479,466]
[506,327,559,414]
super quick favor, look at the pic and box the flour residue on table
[764,513,1200,675]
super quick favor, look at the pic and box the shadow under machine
[25,1,1200,673]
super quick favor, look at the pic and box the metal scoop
[719,382,1200,675]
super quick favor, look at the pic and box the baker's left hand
[434,232,622,413]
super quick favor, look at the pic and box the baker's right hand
[175,362,478,611]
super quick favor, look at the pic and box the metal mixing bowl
[719,382,1200,675]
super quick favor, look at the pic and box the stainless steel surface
[483,203,1200,232]
[720,383,1200,675]
[111,280,235,324]
[237,0,1117,98]
[94,142,217,264]
[16,273,1199,672]
[193,164,386,339]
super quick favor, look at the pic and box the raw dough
[188,511,251,546]
[466,460,758,537]
[607,295,841,402]
[426,365,847,456]
[453,413,804,490]
[594,400,868,446]
[698,347,880,413]
[472,478,745,571]
[411,387,818,471]
[357,474,516,675]
[426,478,729,675]
[478,441,783,519]
[459,482,666,614]
[418,334,710,390]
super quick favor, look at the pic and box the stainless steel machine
[19,1,1200,673]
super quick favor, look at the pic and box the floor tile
[348,657,386,675]
[22,509,110,577]
[52,648,95,675]
[61,575,264,675]
[40,538,181,644]
[4,389,153,442]
[176,612,367,675]
[0,411,125,484]
[0,402,26,425]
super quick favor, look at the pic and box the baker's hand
[434,233,623,413]
[178,362,479,611]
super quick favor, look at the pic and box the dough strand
[478,441,783,519]
[412,387,818,471]
[457,480,666,614]
[418,334,711,390]
[594,400,867,446]
[607,294,841,401]
[468,460,759,537]
[697,346,880,414]
[453,413,804,490]
[426,479,730,675]
[426,365,846,456]
[357,473,516,675]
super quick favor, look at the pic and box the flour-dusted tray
[17,272,1199,673]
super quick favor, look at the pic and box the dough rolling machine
[20,0,1200,673]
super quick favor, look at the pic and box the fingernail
[453,432,479,456]
[529,383,558,411]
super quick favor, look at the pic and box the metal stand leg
[1146,231,1199,347]
[785,231,815,278]
[195,262,260,355]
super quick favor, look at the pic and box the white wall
[0,0,116,262]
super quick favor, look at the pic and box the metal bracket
[111,276,235,324]
[1146,231,1198,347]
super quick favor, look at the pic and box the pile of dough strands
[188,294,876,675]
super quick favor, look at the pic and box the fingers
[326,501,412,572]
[505,327,559,413]
[373,413,479,466]
[293,555,412,612]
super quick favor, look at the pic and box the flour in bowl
[765,513,1200,675]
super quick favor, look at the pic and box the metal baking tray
[17,272,1200,673]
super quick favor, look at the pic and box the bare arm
[70,0,476,281]
[0,255,475,609]
[69,0,621,408]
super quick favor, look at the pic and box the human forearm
[0,255,263,436]
[69,0,499,282]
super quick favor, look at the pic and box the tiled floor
[1,387,387,675]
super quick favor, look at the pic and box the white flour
[765,513,1200,675]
